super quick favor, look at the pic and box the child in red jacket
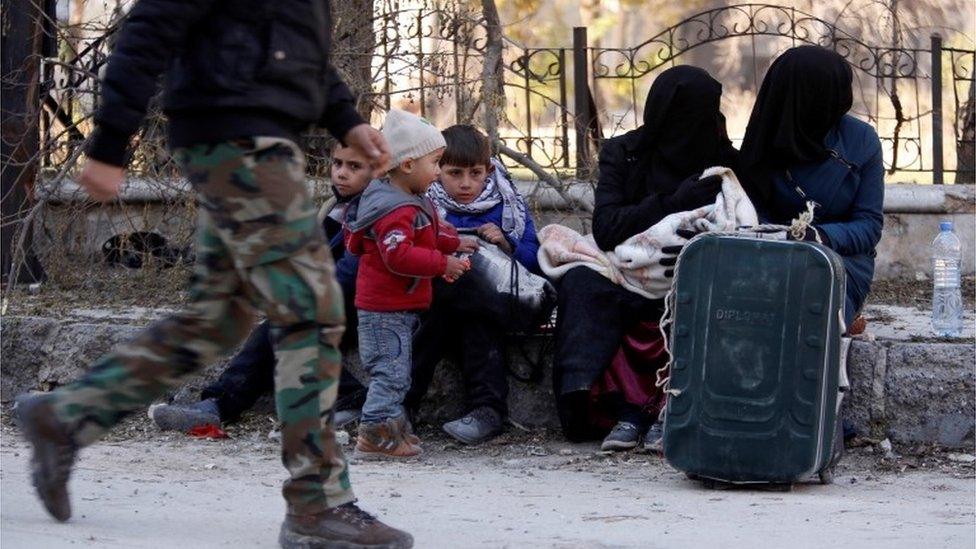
[345,109,472,458]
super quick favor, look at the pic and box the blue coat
[443,202,542,275]
[323,198,361,290]
[759,115,884,325]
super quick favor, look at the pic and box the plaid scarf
[427,157,528,240]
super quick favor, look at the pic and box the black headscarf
[630,65,731,192]
[740,46,854,204]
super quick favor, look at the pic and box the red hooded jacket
[345,180,459,312]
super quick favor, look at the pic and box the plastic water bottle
[932,221,963,337]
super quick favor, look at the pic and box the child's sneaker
[600,421,641,452]
[148,398,221,432]
[354,416,422,460]
[641,421,664,454]
[442,406,502,445]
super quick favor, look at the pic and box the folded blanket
[538,166,758,299]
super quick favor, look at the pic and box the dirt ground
[5,274,974,319]
[1,415,974,549]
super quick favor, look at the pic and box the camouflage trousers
[51,137,354,514]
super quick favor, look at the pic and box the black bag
[434,239,557,384]
[663,234,845,486]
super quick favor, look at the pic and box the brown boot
[355,416,422,460]
[15,393,77,522]
[279,502,413,548]
[402,417,421,446]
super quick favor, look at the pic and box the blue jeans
[358,310,419,424]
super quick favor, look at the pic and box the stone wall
[3,308,973,447]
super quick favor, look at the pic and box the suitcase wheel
[818,468,834,485]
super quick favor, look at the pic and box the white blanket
[538,166,758,299]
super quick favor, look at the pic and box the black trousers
[404,279,509,417]
[552,266,661,440]
[200,281,366,423]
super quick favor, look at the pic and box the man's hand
[443,255,471,283]
[343,124,391,177]
[456,236,480,254]
[78,158,125,202]
[477,223,513,254]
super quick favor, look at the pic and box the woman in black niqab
[739,45,885,330]
[592,65,737,250]
[557,65,739,448]
[739,45,854,207]
[633,65,728,182]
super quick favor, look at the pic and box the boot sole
[600,440,639,452]
[279,525,413,549]
[351,449,423,462]
[441,425,501,446]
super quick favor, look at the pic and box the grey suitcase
[663,234,846,487]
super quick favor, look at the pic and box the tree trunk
[480,0,505,150]
[1,0,48,284]
[332,0,377,122]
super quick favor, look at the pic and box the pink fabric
[588,321,669,432]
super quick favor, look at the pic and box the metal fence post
[573,27,592,179]
[558,48,570,168]
[932,33,944,184]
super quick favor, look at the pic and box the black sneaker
[280,502,413,548]
[600,421,641,452]
[442,407,503,445]
[15,393,78,522]
[149,398,221,432]
[641,421,664,454]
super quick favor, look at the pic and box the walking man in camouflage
[14,1,413,547]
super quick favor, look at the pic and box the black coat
[591,129,739,251]
[89,0,363,166]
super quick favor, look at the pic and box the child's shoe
[148,398,221,432]
[442,406,502,445]
[354,416,422,460]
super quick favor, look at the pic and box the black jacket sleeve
[87,0,220,166]
[591,138,670,251]
[318,67,366,143]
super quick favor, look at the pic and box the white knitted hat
[382,109,446,167]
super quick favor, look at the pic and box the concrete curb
[2,310,972,447]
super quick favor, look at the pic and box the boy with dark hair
[346,110,472,459]
[408,124,542,445]
[13,1,413,547]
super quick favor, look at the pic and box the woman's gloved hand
[660,229,699,278]
[662,173,723,213]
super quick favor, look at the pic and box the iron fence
[20,2,976,185]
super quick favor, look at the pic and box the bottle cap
[940,221,954,232]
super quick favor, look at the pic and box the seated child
[406,124,542,445]
[149,142,371,431]
[345,110,472,459]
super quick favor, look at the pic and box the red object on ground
[187,424,229,439]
